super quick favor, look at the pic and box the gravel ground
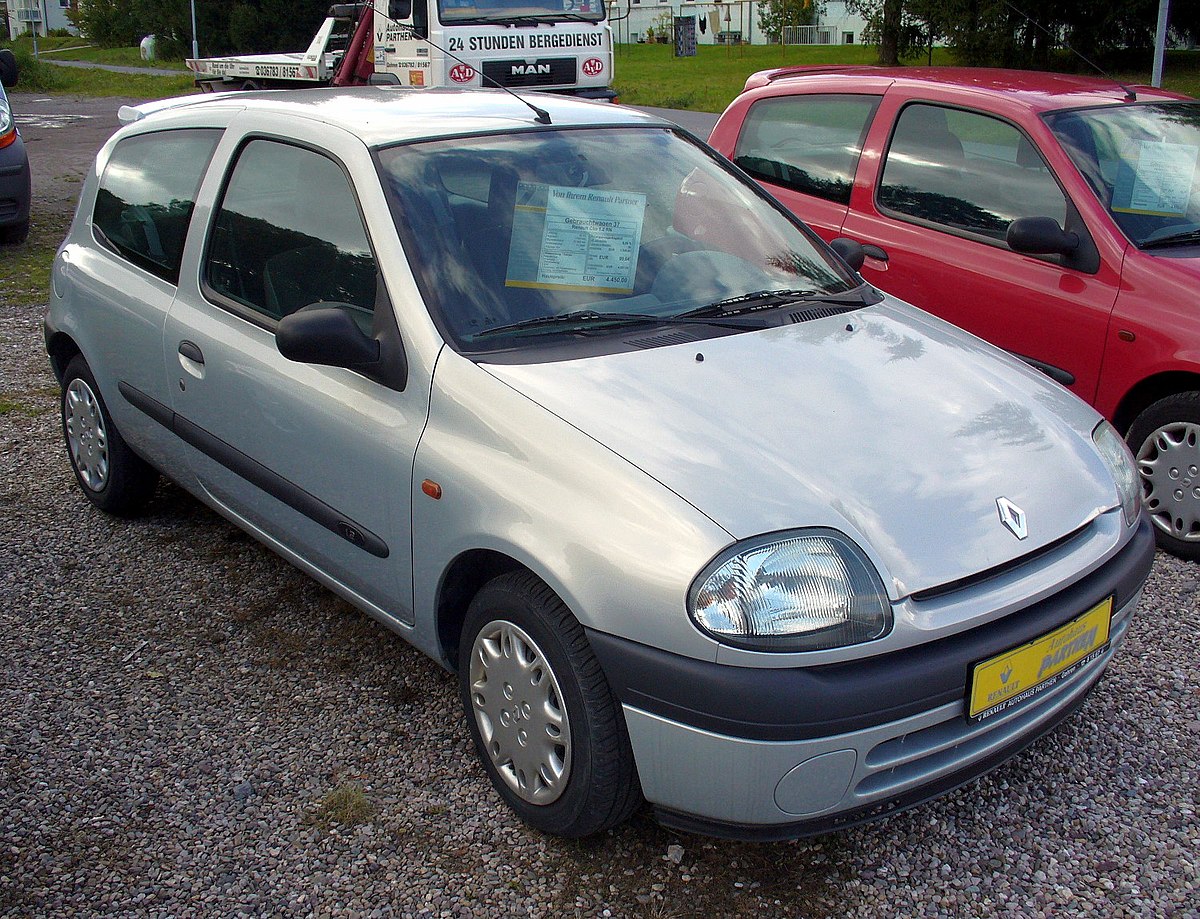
[1,96,1198,919]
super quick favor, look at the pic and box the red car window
[879,103,1067,243]
[732,94,881,205]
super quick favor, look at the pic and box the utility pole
[1151,0,1169,88]
[191,0,199,60]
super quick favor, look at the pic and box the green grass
[5,44,195,96]
[612,42,950,111]
[9,34,189,70]
[612,43,1200,112]
[0,210,68,305]
[311,783,373,829]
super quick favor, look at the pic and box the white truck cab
[188,0,615,100]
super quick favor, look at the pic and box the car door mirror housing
[0,49,18,89]
[388,0,412,19]
[277,305,381,369]
[829,237,866,272]
[1007,216,1079,256]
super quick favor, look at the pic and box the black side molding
[118,382,389,558]
[1014,352,1075,388]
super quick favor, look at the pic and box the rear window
[92,129,221,284]
[732,94,881,205]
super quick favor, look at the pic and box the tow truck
[187,0,616,100]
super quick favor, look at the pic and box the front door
[165,134,425,622]
[842,100,1123,403]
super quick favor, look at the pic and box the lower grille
[482,57,575,88]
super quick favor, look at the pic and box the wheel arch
[1112,371,1200,435]
[435,548,538,672]
[45,331,82,384]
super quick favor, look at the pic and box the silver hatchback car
[46,88,1154,839]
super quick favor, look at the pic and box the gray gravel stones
[1,292,1198,916]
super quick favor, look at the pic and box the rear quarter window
[92,129,222,284]
[732,94,881,205]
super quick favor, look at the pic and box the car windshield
[375,126,857,353]
[1044,101,1200,249]
[438,0,604,25]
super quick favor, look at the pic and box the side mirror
[829,237,866,272]
[1007,216,1079,257]
[388,0,412,19]
[276,305,380,369]
[0,49,19,89]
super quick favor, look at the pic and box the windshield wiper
[471,309,756,341]
[678,285,878,320]
[1141,228,1200,250]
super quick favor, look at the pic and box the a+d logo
[1000,665,1013,684]
[996,496,1028,540]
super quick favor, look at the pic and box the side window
[732,94,881,205]
[205,140,377,326]
[879,103,1068,242]
[92,129,221,284]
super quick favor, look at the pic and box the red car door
[840,93,1125,403]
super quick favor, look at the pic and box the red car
[709,66,1200,560]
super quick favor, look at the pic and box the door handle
[178,341,205,365]
[861,244,889,262]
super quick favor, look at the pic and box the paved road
[630,104,720,137]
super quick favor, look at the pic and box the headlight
[1094,420,1140,526]
[0,101,13,140]
[689,529,891,652]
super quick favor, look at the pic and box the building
[612,0,869,47]
[7,0,76,39]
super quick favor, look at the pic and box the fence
[782,25,834,45]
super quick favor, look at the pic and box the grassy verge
[6,45,195,96]
[9,35,189,71]
[612,43,1200,112]
[611,42,900,111]
[0,211,69,306]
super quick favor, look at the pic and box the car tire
[458,571,642,837]
[61,355,158,516]
[1127,392,1200,560]
[0,219,29,245]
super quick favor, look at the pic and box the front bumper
[0,133,31,230]
[589,514,1154,839]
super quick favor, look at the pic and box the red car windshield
[1045,101,1200,249]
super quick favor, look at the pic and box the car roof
[743,65,1191,113]
[119,86,672,145]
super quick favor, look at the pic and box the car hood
[481,300,1119,598]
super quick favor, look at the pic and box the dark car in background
[0,48,31,245]
[709,67,1200,560]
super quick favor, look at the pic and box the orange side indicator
[421,479,443,500]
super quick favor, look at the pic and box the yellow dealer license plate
[968,596,1112,722]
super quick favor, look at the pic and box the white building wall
[8,0,76,38]
[612,0,868,47]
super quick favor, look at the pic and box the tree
[758,0,820,45]
[844,0,1198,69]
[843,0,926,64]
[69,0,334,55]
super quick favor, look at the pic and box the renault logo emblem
[996,497,1028,540]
